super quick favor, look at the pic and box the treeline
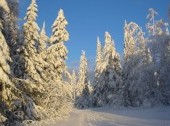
[75,8,170,108]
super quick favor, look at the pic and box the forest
[0,0,170,126]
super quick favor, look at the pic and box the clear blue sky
[19,0,169,70]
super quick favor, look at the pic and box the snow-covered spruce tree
[0,2,20,123]
[78,51,88,93]
[43,9,69,81]
[124,20,135,61]
[70,70,78,100]
[3,0,19,50]
[75,51,91,108]
[0,0,20,79]
[146,8,159,36]
[94,37,103,87]
[122,21,160,107]
[0,1,12,122]
[22,0,44,82]
[0,3,44,125]
[38,22,49,52]
[12,0,50,121]
[38,9,72,120]
[124,21,145,60]
[146,8,170,105]
[146,8,169,64]
[20,0,48,82]
[92,32,122,107]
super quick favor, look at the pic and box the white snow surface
[43,106,170,126]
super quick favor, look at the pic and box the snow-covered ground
[42,106,170,126]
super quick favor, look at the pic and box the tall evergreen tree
[94,37,103,86]
[93,32,122,107]
[75,51,91,108]
[70,70,78,100]
[0,1,13,100]
[123,21,157,107]
[0,2,43,123]
[124,21,146,60]
[22,0,42,81]
[46,9,69,80]
[38,22,48,52]
[103,32,116,64]
[78,50,88,88]
[3,0,19,50]
[124,21,135,61]
[23,0,39,54]
[146,8,159,36]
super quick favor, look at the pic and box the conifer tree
[39,9,71,118]
[3,0,19,50]
[23,0,40,54]
[75,51,91,108]
[39,22,48,52]
[0,1,13,92]
[93,32,122,107]
[103,32,116,64]
[71,70,77,84]
[70,70,78,100]
[146,8,158,36]
[0,3,42,123]
[22,0,42,81]
[3,0,23,79]
[123,22,155,106]
[46,9,69,80]
[94,37,103,85]
[78,51,88,88]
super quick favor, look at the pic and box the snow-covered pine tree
[70,70,78,100]
[39,9,72,119]
[122,21,159,107]
[103,32,116,64]
[78,51,88,92]
[38,22,49,52]
[22,0,43,81]
[0,1,72,124]
[124,21,146,58]
[23,0,39,54]
[94,37,103,86]
[3,0,19,51]
[2,0,23,79]
[50,9,69,43]
[0,2,19,122]
[92,32,122,107]
[146,8,159,36]
[45,9,69,80]
[123,21,146,74]
[0,0,20,79]
[146,8,170,105]
[0,1,14,117]
[0,3,44,124]
[75,51,91,108]
[146,8,169,64]
[71,70,77,85]
[124,21,135,61]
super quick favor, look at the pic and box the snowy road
[45,107,170,126]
